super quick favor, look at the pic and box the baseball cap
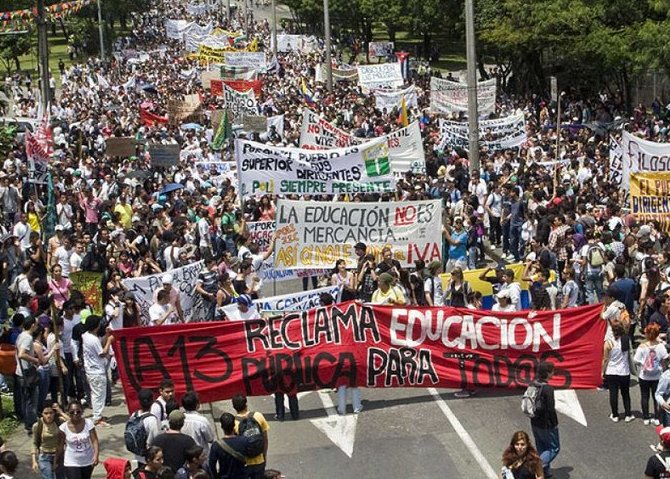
[162,274,173,284]
[657,425,670,446]
[55,225,64,231]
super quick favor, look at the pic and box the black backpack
[237,412,264,457]
[124,412,153,456]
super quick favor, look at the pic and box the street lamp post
[36,0,50,111]
[465,0,479,175]
[96,0,105,61]
[323,0,333,91]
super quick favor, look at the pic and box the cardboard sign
[105,137,136,157]
[242,115,268,133]
[149,144,181,167]
[630,172,670,232]
[168,94,201,125]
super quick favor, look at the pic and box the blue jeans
[337,386,361,415]
[584,272,603,304]
[532,425,560,476]
[509,224,522,261]
[20,378,39,431]
[39,453,65,479]
[468,246,478,270]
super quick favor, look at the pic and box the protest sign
[114,302,606,411]
[220,79,262,96]
[220,65,257,80]
[194,161,235,175]
[201,70,220,89]
[246,221,274,251]
[267,114,284,137]
[224,52,267,71]
[224,85,257,117]
[620,131,670,190]
[149,144,180,167]
[274,199,442,269]
[438,113,527,151]
[140,107,169,126]
[357,63,404,90]
[70,272,103,315]
[168,94,201,124]
[273,34,318,52]
[242,115,268,133]
[369,41,394,57]
[105,137,136,157]
[235,138,395,197]
[374,85,418,111]
[299,109,425,175]
[25,131,48,184]
[609,137,624,186]
[258,261,327,283]
[121,261,207,325]
[255,285,342,313]
[630,172,670,232]
[316,65,359,83]
[430,77,497,115]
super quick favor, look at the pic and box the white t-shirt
[499,282,521,311]
[55,246,73,277]
[82,332,106,375]
[60,419,96,467]
[634,343,669,381]
[61,315,80,355]
[492,303,516,312]
[70,251,83,272]
[424,276,444,306]
[13,222,31,250]
[104,301,124,330]
[163,246,181,271]
[149,303,173,326]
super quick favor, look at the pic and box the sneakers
[644,419,651,426]
[625,415,635,423]
[609,414,619,423]
[353,406,363,414]
[652,419,661,426]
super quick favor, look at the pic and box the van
[0,117,40,143]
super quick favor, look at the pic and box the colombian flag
[301,78,316,107]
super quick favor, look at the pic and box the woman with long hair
[48,264,71,310]
[32,404,68,479]
[501,430,543,479]
[133,446,164,479]
[57,399,99,479]
[602,320,634,423]
[444,267,471,307]
[634,322,668,425]
[331,259,356,301]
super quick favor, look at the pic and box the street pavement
[6,379,662,478]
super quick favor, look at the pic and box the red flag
[140,107,169,126]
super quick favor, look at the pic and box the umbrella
[126,170,151,180]
[142,84,158,95]
[160,183,185,195]
[181,123,204,131]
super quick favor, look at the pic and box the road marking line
[428,388,498,479]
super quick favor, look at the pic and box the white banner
[438,113,527,151]
[430,77,497,115]
[274,199,443,269]
[620,131,670,190]
[224,52,267,71]
[315,65,358,83]
[369,41,394,57]
[235,138,395,197]
[259,263,327,282]
[267,114,284,137]
[299,109,425,175]
[122,261,207,324]
[357,63,403,90]
[224,86,257,117]
[255,285,342,313]
[165,20,190,40]
[186,33,229,53]
[272,34,319,52]
[374,85,418,111]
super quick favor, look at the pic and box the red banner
[211,78,262,97]
[113,302,605,411]
[139,107,169,126]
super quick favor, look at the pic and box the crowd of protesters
[2,0,670,477]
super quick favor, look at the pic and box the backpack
[237,412,264,457]
[124,412,153,456]
[587,245,605,268]
[521,382,544,418]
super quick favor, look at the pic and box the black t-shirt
[151,432,196,473]
[646,451,670,479]
[209,436,249,479]
[511,458,539,479]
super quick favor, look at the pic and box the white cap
[55,225,64,231]
[162,274,173,284]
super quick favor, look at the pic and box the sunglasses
[68,409,82,415]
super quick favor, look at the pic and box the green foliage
[0,33,32,74]
[0,126,17,161]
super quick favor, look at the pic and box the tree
[0,34,32,74]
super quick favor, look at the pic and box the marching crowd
[2,0,670,477]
